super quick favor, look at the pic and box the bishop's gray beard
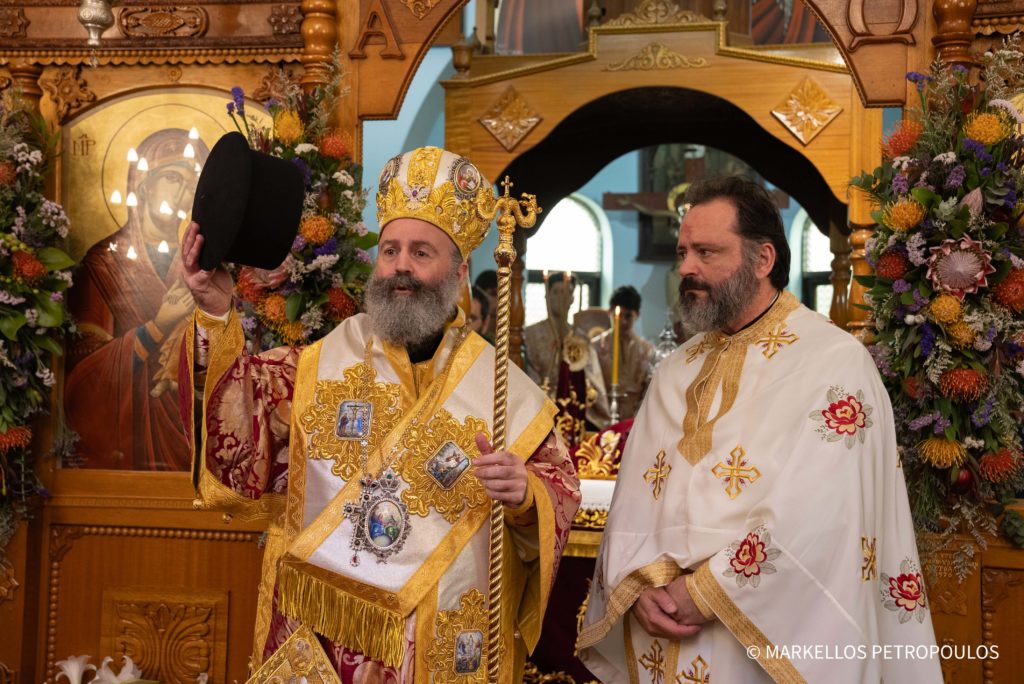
[364,270,461,347]
[675,255,760,333]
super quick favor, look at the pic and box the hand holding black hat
[182,221,234,317]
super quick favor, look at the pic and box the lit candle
[612,305,621,386]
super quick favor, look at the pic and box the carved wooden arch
[443,19,884,350]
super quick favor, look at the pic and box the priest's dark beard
[364,269,461,347]
[675,251,760,333]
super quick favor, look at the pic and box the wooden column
[828,220,852,330]
[932,0,979,66]
[300,0,338,91]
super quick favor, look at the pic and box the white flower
[989,99,1024,123]
[964,436,985,450]
[56,655,96,684]
[332,170,355,186]
[294,143,318,155]
[904,314,926,325]
[0,290,27,306]
[36,366,55,387]
[351,221,368,237]
[24,308,39,327]
[932,151,957,165]
[890,156,912,170]
[306,254,340,273]
[94,655,142,684]
[342,189,354,201]
[935,196,959,221]
[974,337,992,352]
[1010,252,1024,269]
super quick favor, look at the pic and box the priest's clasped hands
[633,577,711,639]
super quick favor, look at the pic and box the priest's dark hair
[682,176,791,290]
[610,285,641,313]
[471,285,490,320]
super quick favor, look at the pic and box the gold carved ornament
[574,431,621,479]
[396,408,490,523]
[604,0,709,27]
[771,77,842,146]
[479,86,542,153]
[401,0,442,19]
[604,43,709,72]
[299,365,403,481]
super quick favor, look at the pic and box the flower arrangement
[851,37,1024,578]
[225,53,374,350]
[0,92,74,559]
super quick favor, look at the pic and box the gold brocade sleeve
[510,429,581,652]
[180,309,299,522]
[691,563,806,683]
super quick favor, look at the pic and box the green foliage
[0,91,75,560]
[851,38,1024,555]
[224,49,374,350]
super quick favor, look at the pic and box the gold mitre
[376,146,494,259]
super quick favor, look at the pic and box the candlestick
[611,305,620,387]
[609,383,620,424]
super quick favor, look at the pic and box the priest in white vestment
[577,177,940,683]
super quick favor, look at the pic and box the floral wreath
[852,37,1024,578]
[225,51,375,350]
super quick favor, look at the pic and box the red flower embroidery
[880,559,928,623]
[723,526,781,588]
[888,572,926,612]
[822,395,867,436]
[730,532,768,578]
[810,387,874,448]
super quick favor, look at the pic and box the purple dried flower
[313,237,338,256]
[945,165,965,188]
[291,234,307,251]
[291,156,312,185]
[971,394,995,428]
[908,412,937,431]
[231,86,246,117]
[932,415,951,434]
[226,101,235,116]
[356,248,372,264]
[892,174,910,194]
[919,322,936,358]
[893,279,911,293]
[906,71,931,91]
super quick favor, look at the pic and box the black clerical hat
[192,131,305,270]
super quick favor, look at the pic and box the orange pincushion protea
[876,250,910,280]
[938,368,988,402]
[882,119,924,158]
[883,199,926,232]
[319,131,351,160]
[947,321,977,349]
[963,111,1012,146]
[993,269,1024,313]
[978,449,1020,483]
[929,294,963,325]
[12,250,46,282]
[0,161,16,186]
[918,437,967,469]
[326,287,357,320]
[0,426,32,454]
[259,293,289,325]
[300,215,334,246]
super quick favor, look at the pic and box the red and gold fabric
[181,310,581,683]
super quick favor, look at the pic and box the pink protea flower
[926,236,996,299]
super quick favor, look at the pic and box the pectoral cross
[711,446,761,500]
[643,449,672,501]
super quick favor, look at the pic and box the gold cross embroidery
[638,640,666,684]
[677,655,709,683]
[861,536,877,582]
[685,336,716,363]
[757,324,798,359]
[711,446,761,499]
[644,449,672,501]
